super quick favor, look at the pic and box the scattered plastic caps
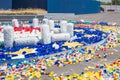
[54,59,120,80]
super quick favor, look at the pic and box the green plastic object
[84,21,93,24]
[117,35,120,38]
[68,20,77,24]
[0,41,4,48]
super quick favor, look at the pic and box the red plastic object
[75,24,94,28]
[14,27,41,33]
[102,48,106,51]
[107,9,115,12]
[0,28,2,32]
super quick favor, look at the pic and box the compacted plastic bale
[43,18,49,24]
[33,17,39,28]
[48,19,55,30]
[41,24,51,44]
[14,37,39,47]
[51,28,60,33]
[52,33,70,42]
[67,23,74,37]
[60,20,68,33]
[3,26,14,48]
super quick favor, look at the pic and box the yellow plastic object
[67,75,73,80]
[10,48,35,55]
[63,61,68,64]
[5,74,14,80]
[26,72,31,77]
[102,26,118,32]
[101,59,107,62]
[74,29,84,33]
[49,71,54,77]
[35,72,41,78]
[77,76,83,80]
[62,42,83,48]
[31,72,36,77]
[53,77,60,80]
[73,73,79,78]
[88,66,95,70]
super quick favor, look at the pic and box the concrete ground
[75,12,120,25]
[46,12,120,25]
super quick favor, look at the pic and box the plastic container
[41,24,51,44]
[51,33,70,42]
[14,37,39,47]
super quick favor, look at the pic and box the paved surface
[45,12,120,25]
[44,12,120,25]
[0,12,119,25]
[0,15,44,22]
[75,12,120,25]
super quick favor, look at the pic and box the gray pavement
[44,12,120,25]
[75,12,120,25]
[0,12,119,25]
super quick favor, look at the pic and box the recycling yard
[0,12,120,80]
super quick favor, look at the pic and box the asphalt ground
[75,12,120,25]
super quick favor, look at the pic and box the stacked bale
[3,25,14,48]
[41,24,51,44]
